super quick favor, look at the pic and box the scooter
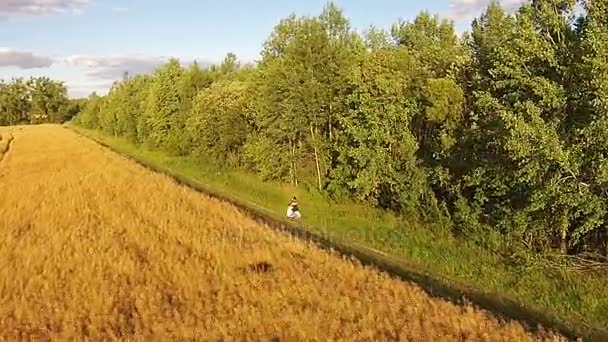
[286,204,301,220]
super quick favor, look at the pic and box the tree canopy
[0,77,72,125]
[71,0,608,257]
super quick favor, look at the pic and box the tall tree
[143,58,184,151]
[0,78,30,126]
[452,0,598,252]
[28,77,69,124]
[575,0,608,254]
[330,48,426,211]
[187,80,253,165]
[254,3,363,189]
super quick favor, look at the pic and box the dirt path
[0,125,566,341]
[0,130,15,165]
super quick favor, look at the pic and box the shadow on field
[73,127,607,342]
[247,261,274,274]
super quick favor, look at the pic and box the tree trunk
[291,140,298,187]
[310,124,322,191]
[559,210,569,254]
[605,228,608,258]
[290,140,295,186]
[560,232,568,254]
[328,102,333,143]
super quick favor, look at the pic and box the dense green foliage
[74,0,608,258]
[0,77,75,125]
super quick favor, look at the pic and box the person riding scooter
[286,196,301,220]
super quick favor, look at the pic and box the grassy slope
[72,126,608,337]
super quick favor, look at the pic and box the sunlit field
[0,125,565,340]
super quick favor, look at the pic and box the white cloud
[111,6,128,13]
[65,79,113,97]
[0,0,91,17]
[0,49,213,97]
[64,55,170,80]
[0,48,53,69]
[64,55,212,81]
[62,55,212,96]
[449,0,528,21]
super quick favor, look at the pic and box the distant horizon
[0,0,527,98]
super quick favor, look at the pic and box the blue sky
[0,0,525,97]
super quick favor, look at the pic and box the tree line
[0,77,82,126]
[73,0,608,257]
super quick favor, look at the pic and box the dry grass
[0,125,566,341]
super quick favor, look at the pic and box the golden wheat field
[0,125,566,341]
